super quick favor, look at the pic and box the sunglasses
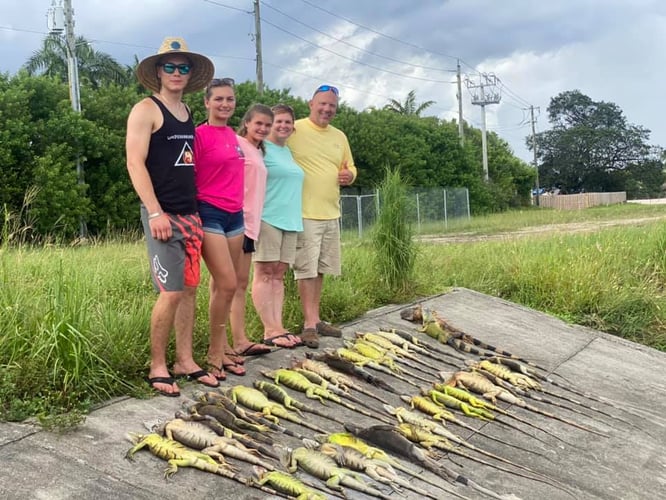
[160,63,191,75]
[314,84,339,96]
[209,77,235,87]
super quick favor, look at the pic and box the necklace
[155,93,186,119]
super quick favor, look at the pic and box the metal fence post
[443,188,448,229]
[356,195,363,239]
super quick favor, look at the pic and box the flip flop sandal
[145,376,181,398]
[222,362,246,376]
[237,342,272,356]
[173,369,219,388]
[206,364,227,381]
[264,333,297,349]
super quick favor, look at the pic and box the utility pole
[48,0,87,238]
[466,73,501,181]
[456,59,464,146]
[529,105,540,206]
[253,0,264,95]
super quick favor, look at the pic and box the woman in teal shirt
[252,104,304,348]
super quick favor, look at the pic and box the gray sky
[2,0,665,163]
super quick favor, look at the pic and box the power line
[496,77,532,108]
[202,0,252,14]
[261,58,455,117]
[294,0,478,74]
[0,25,48,36]
[259,16,455,84]
[260,1,456,74]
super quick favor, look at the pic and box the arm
[338,135,357,186]
[125,99,172,240]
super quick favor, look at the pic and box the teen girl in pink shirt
[194,78,246,379]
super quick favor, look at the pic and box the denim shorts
[197,201,244,237]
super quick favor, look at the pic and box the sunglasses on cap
[314,84,339,96]
[159,63,191,75]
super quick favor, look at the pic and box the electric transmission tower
[465,73,501,181]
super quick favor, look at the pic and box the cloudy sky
[2,0,666,163]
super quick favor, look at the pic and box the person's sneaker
[316,321,342,337]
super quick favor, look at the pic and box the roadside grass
[419,202,666,235]
[2,205,666,423]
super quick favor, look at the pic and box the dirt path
[419,215,666,244]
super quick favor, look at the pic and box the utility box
[47,4,65,34]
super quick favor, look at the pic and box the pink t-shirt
[237,135,267,240]
[194,124,244,212]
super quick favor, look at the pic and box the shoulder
[327,123,345,135]
[127,97,161,131]
[130,96,159,114]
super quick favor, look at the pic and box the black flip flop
[237,342,272,356]
[174,369,219,388]
[145,376,181,397]
[264,333,298,349]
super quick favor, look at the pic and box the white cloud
[2,0,665,164]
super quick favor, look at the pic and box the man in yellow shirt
[287,85,357,348]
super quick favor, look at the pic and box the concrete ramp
[1,288,664,499]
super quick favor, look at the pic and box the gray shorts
[254,220,298,264]
[293,218,341,279]
[141,208,203,292]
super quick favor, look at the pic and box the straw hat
[136,37,214,94]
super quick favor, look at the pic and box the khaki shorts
[293,218,341,279]
[254,221,298,264]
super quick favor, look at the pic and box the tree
[24,35,129,89]
[384,90,435,117]
[532,90,663,195]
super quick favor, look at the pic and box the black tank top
[145,96,197,214]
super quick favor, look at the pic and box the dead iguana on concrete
[125,432,286,497]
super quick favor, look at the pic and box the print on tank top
[176,142,195,166]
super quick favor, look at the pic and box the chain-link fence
[340,187,470,239]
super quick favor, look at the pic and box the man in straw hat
[126,36,217,396]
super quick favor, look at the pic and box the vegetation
[533,90,664,197]
[371,167,417,299]
[24,35,130,88]
[384,89,435,117]
[3,39,666,426]
[0,69,535,241]
[2,204,666,425]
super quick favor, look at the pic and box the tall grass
[2,206,666,423]
[371,167,417,300]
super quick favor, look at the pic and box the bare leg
[148,290,182,395]
[298,274,323,330]
[252,261,281,336]
[271,262,289,332]
[202,232,243,378]
[253,261,298,347]
[171,286,217,386]
[229,251,252,351]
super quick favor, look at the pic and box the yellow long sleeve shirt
[287,118,357,220]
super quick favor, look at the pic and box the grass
[371,167,417,299]
[1,203,666,424]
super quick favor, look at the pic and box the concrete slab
[1,287,664,500]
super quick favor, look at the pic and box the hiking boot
[316,321,342,337]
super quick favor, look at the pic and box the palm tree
[24,35,129,88]
[384,90,435,117]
